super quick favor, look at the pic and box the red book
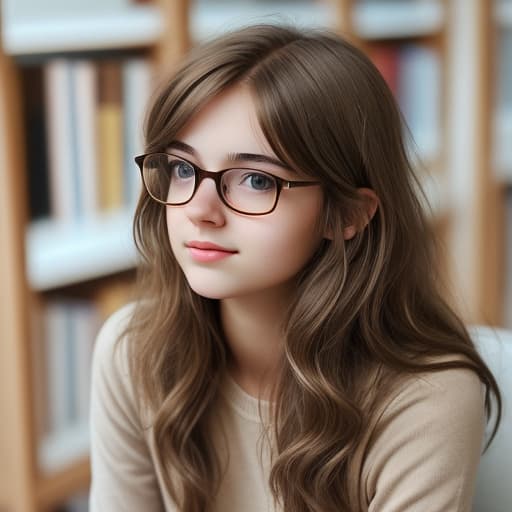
[368,44,400,97]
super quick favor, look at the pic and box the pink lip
[185,241,238,262]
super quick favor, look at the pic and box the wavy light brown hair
[122,24,501,512]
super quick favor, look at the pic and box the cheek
[244,202,324,273]
[262,225,322,272]
[166,209,184,253]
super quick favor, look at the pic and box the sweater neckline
[220,372,271,423]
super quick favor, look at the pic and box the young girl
[89,24,501,512]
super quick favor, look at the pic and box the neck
[220,284,293,400]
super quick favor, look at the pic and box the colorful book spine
[41,55,153,222]
[368,42,441,164]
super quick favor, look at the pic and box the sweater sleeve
[89,305,165,512]
[364,366,486,512]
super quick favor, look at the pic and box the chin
[185,279,236,300]
[184,274,265,301]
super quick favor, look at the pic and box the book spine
[44,60,77,222]
[398,44,441,163]
[72,301,100,423]
[73,60,99,218]
[45,301,70,434]
[23,67,51,220]
[368,43,400,96]
[122,57,152,208]
[97,59,124,212]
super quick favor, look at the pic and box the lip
[186,241,236,252]
[185,240,238,263]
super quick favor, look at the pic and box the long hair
[121,24,501,512]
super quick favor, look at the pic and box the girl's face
[166,84,326,301]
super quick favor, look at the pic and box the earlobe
[343,225,357,240]
[342,187,379,241]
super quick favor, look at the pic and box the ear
[343,187,379,240]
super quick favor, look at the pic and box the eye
[240,172,276,191]
[170,159,195,179]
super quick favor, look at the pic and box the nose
[183,177,226,226]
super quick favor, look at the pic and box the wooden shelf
[25,209,137,291]
[189,1,336,42]
[352,0,444,39]
[2,5,161,55]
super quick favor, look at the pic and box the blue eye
[171,160,195,179]
[241,172,276,191]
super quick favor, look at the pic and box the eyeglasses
[134,152,320,215]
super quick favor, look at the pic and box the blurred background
[0,0,510,510]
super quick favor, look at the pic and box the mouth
[185,241,237,252]
[185,241,238,262]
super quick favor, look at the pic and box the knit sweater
[89,305,486,511]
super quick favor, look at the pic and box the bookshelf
[0,0,508,510]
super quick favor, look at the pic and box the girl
[90,24,501,512]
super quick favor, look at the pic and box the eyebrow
[167,140,293,171]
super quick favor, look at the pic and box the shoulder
[90,303,165,510]
[388,359,484,421]
[361,359,486,510]
[371,359,485,452]
[91,303,138,415]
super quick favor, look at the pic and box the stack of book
[32,280,133,473]
[24,56,153,223]
[368,42,442,165]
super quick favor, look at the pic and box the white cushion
[470,326,512,512]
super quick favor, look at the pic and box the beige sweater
[89,305,486,511]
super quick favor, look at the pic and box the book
[30,297,50,442]
[44,300,70,435]
[368,43,400,96]
[94,277,134,322]
[122,57,152,209]
[71,301,100,423]
[398,43,441,163]
[97,59,124,212]
[72,59,99,218]
[22,66,51,220]
[44,59,78,222]
[38,298,100,472]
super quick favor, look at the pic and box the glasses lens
[142,154,195,204]
[221,169,278,214]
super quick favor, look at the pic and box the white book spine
[44,301,70,435]
[73,302,100,422]
[44,59,76,222]
[73,60,99,218]
[399,45,441,163]
[123,57,152,209]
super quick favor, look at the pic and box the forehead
[174,84,276,165]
